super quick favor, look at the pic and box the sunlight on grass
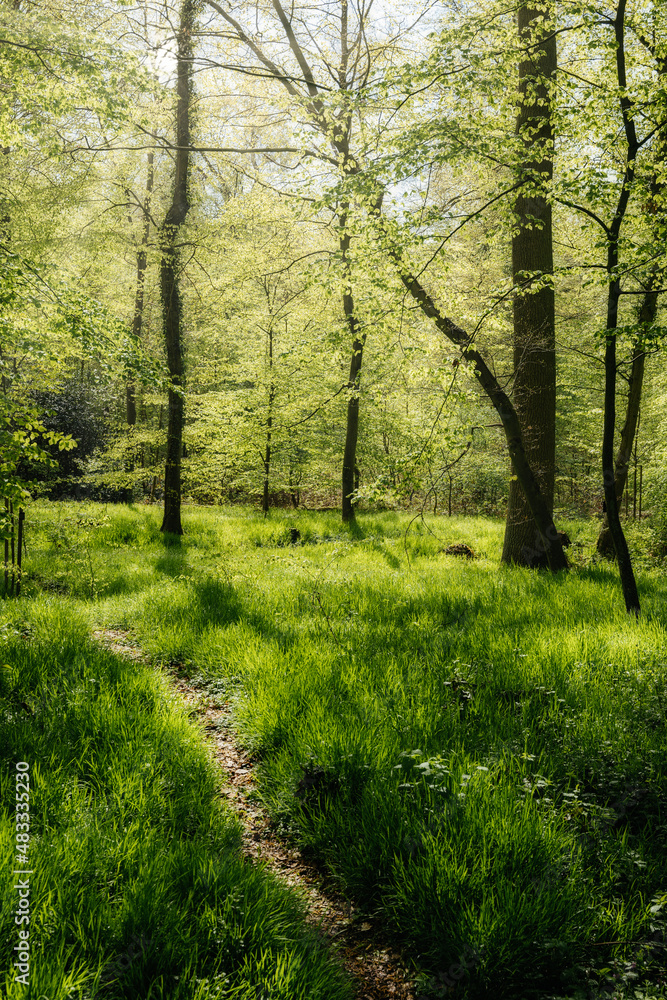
[0,588,351,1000]
[5,500,667,998]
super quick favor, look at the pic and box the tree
[127,152,155,428]
[159,0,197,535]
[501,3,558,566]
[382,239,569,569]
[596,27,667,557]
[175,185,344,507]
[198,0,426,520]
[350,2,569,569]
[553,0,667,612]
[0,0,154,514]
[598,1,641,613]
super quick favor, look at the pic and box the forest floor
[2,501,667,1000]
[91,626,417,1000]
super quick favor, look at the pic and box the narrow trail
[92,628,417,1000]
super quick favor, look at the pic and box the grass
[5,500,667,999]
[0,559,351,998]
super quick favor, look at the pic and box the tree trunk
[262,326,275,516]
[392,262,568,570]
[596,124,665,557]
[502,3,557,566]
[341,317,364,521]
[127,151,154,427]
[602,281,640,614]
[599,1,640,615]
[159,1,195,536]
[596,340,645,557]
[199,0,371,526]
[340,228,364,522]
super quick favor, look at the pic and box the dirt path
[92,628,417,1000]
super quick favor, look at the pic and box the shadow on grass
[155,533,188,578]
[344,519,366,540]
[161,531,184,548]
[191,577,244,628]
[366,539,401,570]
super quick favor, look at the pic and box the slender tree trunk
[127,151,154,426]
[159,0,196,536]
[340,224,364,522]
[262,386,275,515]
[335,4,364,523]
[600,1,640,615]
[596,339,645,556]
[3,499,8,594]
[16,507,23,597]
[502,3,557,566]
[262,326,275,516]
[341,306,364,520]
[9,500,14,596]
[0,146,11,244]
[199,0,371,525]
[597,97,666,557]
[602,281,640,613]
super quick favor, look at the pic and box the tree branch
[200,0,302,101]
[556,198,612,237]
[271,0,320,99]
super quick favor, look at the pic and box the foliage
[0,590,351,999]
[24,380,109,494]
[17,501,667,998]
[3,0,666,541]
[0,1,152,155]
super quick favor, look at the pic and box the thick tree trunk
[127,152,154,427]
[502,3,557,566]
[159,1,195,536]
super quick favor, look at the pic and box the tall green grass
[11,501,667,998]
[0,593,351,999]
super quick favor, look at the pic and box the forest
[1,0,667,998]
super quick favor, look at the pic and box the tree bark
[159,1,195,536]
[596,339,645,556]
[502,3,557,566]
[262,325,275,516]
[602,282,640,613]
[600,0,640,614]
[127,151,154,427]
[340,228,364,521]
[596,79,666,557]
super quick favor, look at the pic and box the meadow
[2,501,667,999]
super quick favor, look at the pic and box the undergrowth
[7,500,667,999]
[0,584,351,999]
